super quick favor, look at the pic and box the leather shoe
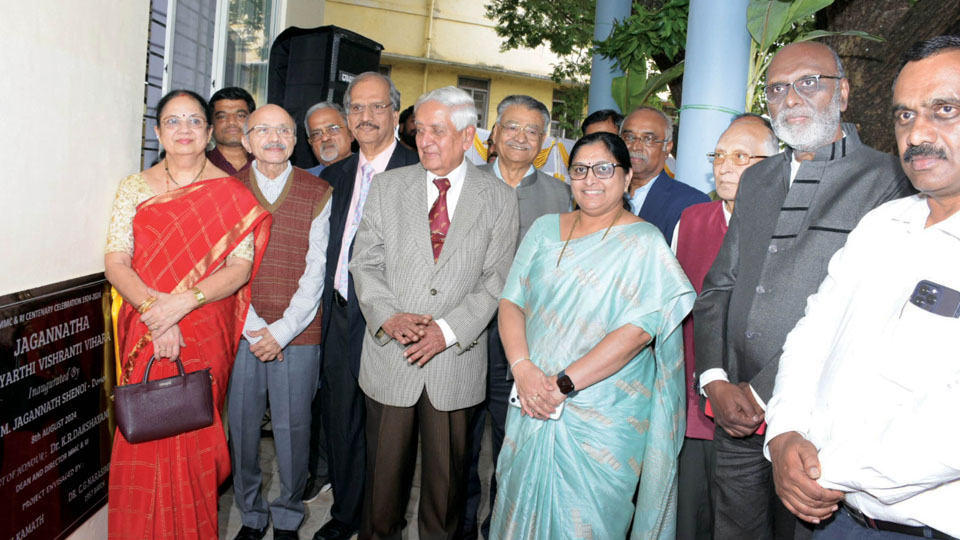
[233,525,268,540]
[312,518,357,540]
[273,528,299,540]
[302,475,332,503]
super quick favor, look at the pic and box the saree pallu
[489,215,695,540]
[108,177,270,539]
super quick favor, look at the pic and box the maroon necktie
[429,178,451,261]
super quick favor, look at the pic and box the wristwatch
[556,369,578,398]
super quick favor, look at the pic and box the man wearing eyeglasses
[309,72,419,540]
[458,94,572,540]
[207,86,256,176]
[693,41,913,540]
[304,102,355,176]
[621,106,710,245]
[672,113,779,540]
[230,104,333,540]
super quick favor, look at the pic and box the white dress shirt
[763,195,960,536]
[334,139,397,300]
[627,173,659,214]
[243,161,331,348]
[425,158,469,348]
[699,156,805,408]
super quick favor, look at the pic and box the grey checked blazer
[693,125,913,401]
[351,160,519,411]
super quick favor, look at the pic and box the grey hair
[414,86,478,131]
[829,46,846,78]
[494,95,551,132]
[303,101,347,133]
[621,106,674,149]
[730,113,781,155]
[344,72,401,112]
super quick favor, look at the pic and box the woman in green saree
[489,132,695,540]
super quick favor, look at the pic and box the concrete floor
[218,418,495,540]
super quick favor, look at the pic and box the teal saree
[489,214,695,540]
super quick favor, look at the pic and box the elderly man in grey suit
[693,42,913,540]
[351,85,519,540]
[459,94,571,539]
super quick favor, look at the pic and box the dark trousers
[813,508,932,540]
[678,437,715,540]
[307,391,329,482]
[712,426,807,540]
[459,320,510,539]
[319,299,366,527]
[360,392,472,540]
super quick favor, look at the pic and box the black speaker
[268,25,383,168]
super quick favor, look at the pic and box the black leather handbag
[113,356,214,444]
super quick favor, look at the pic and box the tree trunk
[820,0,960,153]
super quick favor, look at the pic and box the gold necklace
[556,206,623,267]
[164,158,206,191]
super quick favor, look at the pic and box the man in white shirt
[766,36,960,540]
[351,86,518,539]
[228,104,332,540]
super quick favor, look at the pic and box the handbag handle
[139,356,186,384]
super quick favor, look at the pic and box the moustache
[629,151,648,162]
[264,142,287,150]
[357,121,380,130]
[903,144,947,162]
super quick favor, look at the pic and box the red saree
[107,177,271,539]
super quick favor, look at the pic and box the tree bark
[820,0,960,153]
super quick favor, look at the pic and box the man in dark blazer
[693,41,913,540]
[621,107,710,245]
[460,95,571,539]
[352,85,518,540]
[307,72,419,540]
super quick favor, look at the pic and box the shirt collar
[890,194,960,240]
[492,157,536,184]
[427,158,468,188]
[251,160,292,185]
[630,170,660,198]
[359,138,398,174]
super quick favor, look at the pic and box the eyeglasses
[707,151,769,166]
[246,125,296,138]
[161,115,207,130]
[569,162,624,181]
[621,132,666,146]
[764,74,842,103]
[499,121,543,139]
[308,125,344,141]
[347,103,392,115]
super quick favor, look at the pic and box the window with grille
[457,77,490,130]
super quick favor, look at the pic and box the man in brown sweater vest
[228,104,332,540]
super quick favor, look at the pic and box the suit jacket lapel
[400,164,435,265]
[434,164,484,271]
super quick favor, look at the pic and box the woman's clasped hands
[512,359,565,420]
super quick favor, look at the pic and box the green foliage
[745,0,883,112]
[595,0,689,111]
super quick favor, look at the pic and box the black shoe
[233,525,268,540]
[302,475,332,503]
[274,528,299,540]
[312,518,357,540]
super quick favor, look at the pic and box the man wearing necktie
[308,72,419,540]
[351,85,519,539]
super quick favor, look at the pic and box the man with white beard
[305,102,354,176]
[692,41,913,540]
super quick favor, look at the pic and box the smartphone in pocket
[509,383,564,420]
[909,280,960,318]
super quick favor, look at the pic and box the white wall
[0,2,150,296]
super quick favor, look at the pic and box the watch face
[558,375,574,395]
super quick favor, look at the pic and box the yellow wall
[387,62,556,131]
[322,0,563,130]
[283,0,325,29]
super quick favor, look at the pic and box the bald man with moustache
[672,113,779,540]
[229,104,333,540]
[693,42,913,540]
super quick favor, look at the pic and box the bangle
[510,356,530,369]
[190,287,206,307]
[137,296,157,314]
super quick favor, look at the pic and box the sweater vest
[241,167,332,346]
[676,200,728,440]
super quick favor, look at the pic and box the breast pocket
[879,300,960,394]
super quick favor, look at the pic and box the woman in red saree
[104,90,271,538]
